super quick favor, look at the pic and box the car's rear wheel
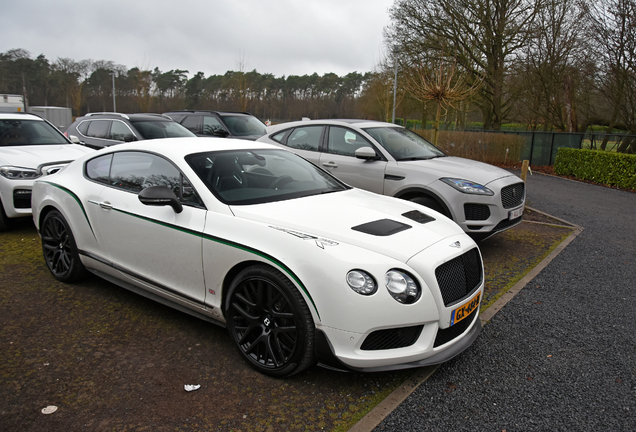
[225,264,315,377]
[41,210,88,282]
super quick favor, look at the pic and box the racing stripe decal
[112,207,321,319]
[40,181,96,239]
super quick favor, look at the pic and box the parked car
[164,111,266,140]
[65,112,196,149]
[0,112,94,231]
[257,119,526,241]
[32,137,484,377]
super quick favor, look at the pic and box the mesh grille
[360,325,424,351]
[464,204,491,221]
[501,182,525,209]
[13,190,32,209]
[434,308,477,347]
[493,216,522,232]
[435,248,483,306]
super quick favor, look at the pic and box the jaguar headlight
[346,270,377,295]
[440,178,493,195]
[0,166,40,180]
[385,270,421,304]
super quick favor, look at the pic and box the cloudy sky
[2,0,395,78]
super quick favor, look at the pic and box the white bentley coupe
[32,138,484,377]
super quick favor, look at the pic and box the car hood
[230,189,467,262]
[0,144,93,168]
[396,156,515,186]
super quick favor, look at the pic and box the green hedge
[554,148,636,190]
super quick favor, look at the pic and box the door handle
[322,161,338,168]
[98,201,113,210]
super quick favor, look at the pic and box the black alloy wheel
[41,210,87,282]
[226,265,315,377]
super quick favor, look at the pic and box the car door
[86,151,207,304]
[82,119,121,148]
[318,126,387,194]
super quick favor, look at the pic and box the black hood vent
[402,210,435,224]
[352,219,411,236]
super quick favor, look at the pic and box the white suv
[257,119,525,241]
[0,113,94,231]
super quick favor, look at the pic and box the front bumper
[316,314,482,372]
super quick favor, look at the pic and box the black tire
[0,198,9,232]
[225,264,315,377]
[41,210,88,282]
[410,196,451,218]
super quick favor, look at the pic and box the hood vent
[402,210,435,224]
[352,219,411,236]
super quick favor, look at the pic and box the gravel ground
[375,173,636,431]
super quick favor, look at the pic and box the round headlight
[385,270,421,304]
[346,270,377,295]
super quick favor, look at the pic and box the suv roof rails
[165,110,254,116]
[85,112,130,120]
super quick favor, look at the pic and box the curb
[348,209,583,432]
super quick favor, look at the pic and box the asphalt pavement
[373,173,636,431]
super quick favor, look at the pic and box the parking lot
[1,209,574,431]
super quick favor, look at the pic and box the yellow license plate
[450,291,481,326]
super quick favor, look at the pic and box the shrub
[413,130,525,165]
[554,148,636,190]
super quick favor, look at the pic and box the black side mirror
[212,129,230,137]
[138,186,183,213]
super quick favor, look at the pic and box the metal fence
[464,130,636,166]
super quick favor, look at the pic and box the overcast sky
[2,0,395,78]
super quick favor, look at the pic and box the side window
[181,116,201,134]
[109,152,204,207]
[85,154,113,184]
[202,116,226,136]
[109,121,136,142]
[77,121,89,135]
[85,120,110,139]
[271,130,289,143]
[327,126,373,157]
[287,126,322,151]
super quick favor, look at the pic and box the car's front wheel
[410,195,451,218]
[41,210,88,282]
[225,265,315,377]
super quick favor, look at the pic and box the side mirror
[68,135,81,144]
[212,129,230,138]
[138,186,183,213]
[355,146,378,160]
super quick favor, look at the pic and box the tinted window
[218,115,266,137]
[287,126,322,151]
[271,131,288,143]
[85,120,110,139]
[77,121,89,135]
[103,151,203,206]
[181,116,201,134]
[202,116,226,136]
[327,126,373,156]
[130,120,196,139]
[109,120,136,142]
[86,154,113,184]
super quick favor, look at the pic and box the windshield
[186,149,348,205]
[0,119,70,146]
[219,115,267,137]
[130,120,196,140]
[364,127,446,161]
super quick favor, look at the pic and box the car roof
[163,110,254,116]
[78,113,174,121]
[0,112,44,121]
[266,118,397,132]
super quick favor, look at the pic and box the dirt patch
[0,212,574,431]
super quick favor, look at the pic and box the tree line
[1,0,635,153]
